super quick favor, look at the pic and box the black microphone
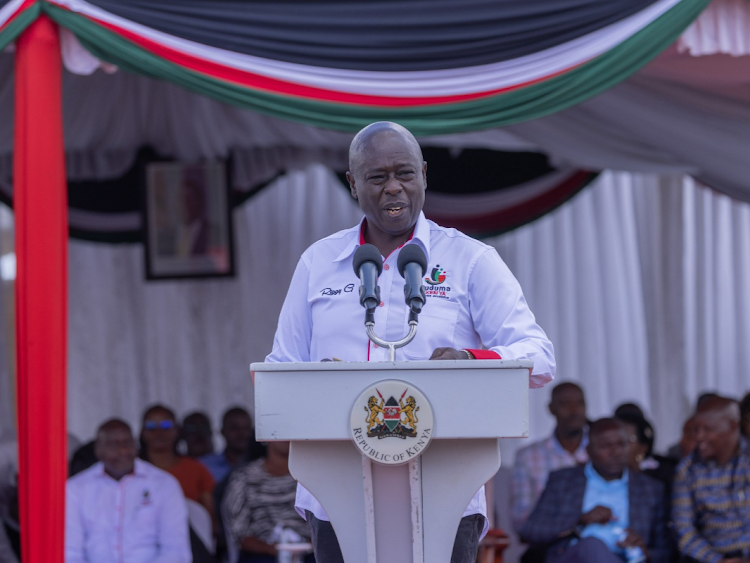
[352,244,383,314]
[397,244,427,316]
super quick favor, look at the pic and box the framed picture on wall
[143,161,235,280]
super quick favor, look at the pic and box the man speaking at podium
[267,121,556,563]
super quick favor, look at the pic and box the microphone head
[353,243,383,276]
[397,244,428,278]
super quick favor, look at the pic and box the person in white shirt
[267,121,556,563]
[65,419,191,563]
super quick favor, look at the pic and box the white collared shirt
[65,459,191,563]
[267,212,556,531]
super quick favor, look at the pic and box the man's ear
[422,161,427,188]
[346,171,357,199]
[93,441,102,461]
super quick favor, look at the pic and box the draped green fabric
[41,0,710,135]
[0,3,41,52]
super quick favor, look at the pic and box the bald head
[696,396,740,421]
[694,395,741,465]
[349,122,423,175]
[97,418,132,439]
[95,418,136,480]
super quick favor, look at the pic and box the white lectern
[253,359,530,563]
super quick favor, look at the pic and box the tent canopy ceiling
[0,0,748,238]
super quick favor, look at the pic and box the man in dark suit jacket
[520,418,671,563]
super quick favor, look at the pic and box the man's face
[587,427,629,479]
[694,410,738,462]
[95,427,137,478]
[347,131,427,242]
[183,417,213,458]
[222,413,252,453]
[679,416,699,458]
[549,387,587,433]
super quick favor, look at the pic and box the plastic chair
[187,499,215,554]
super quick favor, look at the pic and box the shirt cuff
[466,349,501,360]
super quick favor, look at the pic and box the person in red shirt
[139,404,215,517]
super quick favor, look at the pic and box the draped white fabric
[677,0,750,56]
[1,49,750,203]
[2,165,749,452]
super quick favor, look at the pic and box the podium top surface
[253,359,532,441]
[251,359,533,372]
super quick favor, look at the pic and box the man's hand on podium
[430,347,472,360]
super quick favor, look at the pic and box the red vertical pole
[14,14,67,563]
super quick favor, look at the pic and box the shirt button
[379,301,384,307]
[384,264,390,271]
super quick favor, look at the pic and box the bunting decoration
[0,0,711,134]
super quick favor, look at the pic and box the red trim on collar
[466,349,501,360]
[359,219,416,257]
[359,220,367,246]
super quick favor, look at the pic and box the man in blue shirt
[199,407,253,482]
[520,418,670,563]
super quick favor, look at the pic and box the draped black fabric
[86,0,658,71]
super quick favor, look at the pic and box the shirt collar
[97,458,148,481]
[550,428,589,457]
[584,461,629,485]
[333,212,431,263]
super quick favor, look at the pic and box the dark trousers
[545,538,623,563]
[238,554,316,563]
[306,511,484,563]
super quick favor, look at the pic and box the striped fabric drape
[0,0,711,134]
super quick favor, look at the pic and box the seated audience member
[520,418,670,563]
[224,441,313,563]
[512,382,589,532]
[0,459,18,563]
[667,416,699,462]
[213,433,267,563]
[65,419,191,563]
[200,407,253,483]
[666,394,718,461]
[740,392,750,439]
[615,412,676,486]
[183,411,215,459]
[673,396,750,563]
[69,441,97,477]
[614,403,645,420]
[140,404,215,517]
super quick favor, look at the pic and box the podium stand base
[290,439,501,563]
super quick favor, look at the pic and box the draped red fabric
[14,14,68,563]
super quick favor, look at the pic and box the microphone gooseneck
[397,244,427,318]
[352,242,422,361]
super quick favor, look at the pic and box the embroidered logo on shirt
[142,489,152,505]
[425,265,447,285]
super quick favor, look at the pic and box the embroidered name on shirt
[320,284,355,296]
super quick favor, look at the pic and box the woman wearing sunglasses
[140,404,216,518]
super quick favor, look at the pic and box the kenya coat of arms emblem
[351,380,434,465]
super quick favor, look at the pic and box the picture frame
[143,160,235,280]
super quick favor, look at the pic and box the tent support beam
[14,14,68,563]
